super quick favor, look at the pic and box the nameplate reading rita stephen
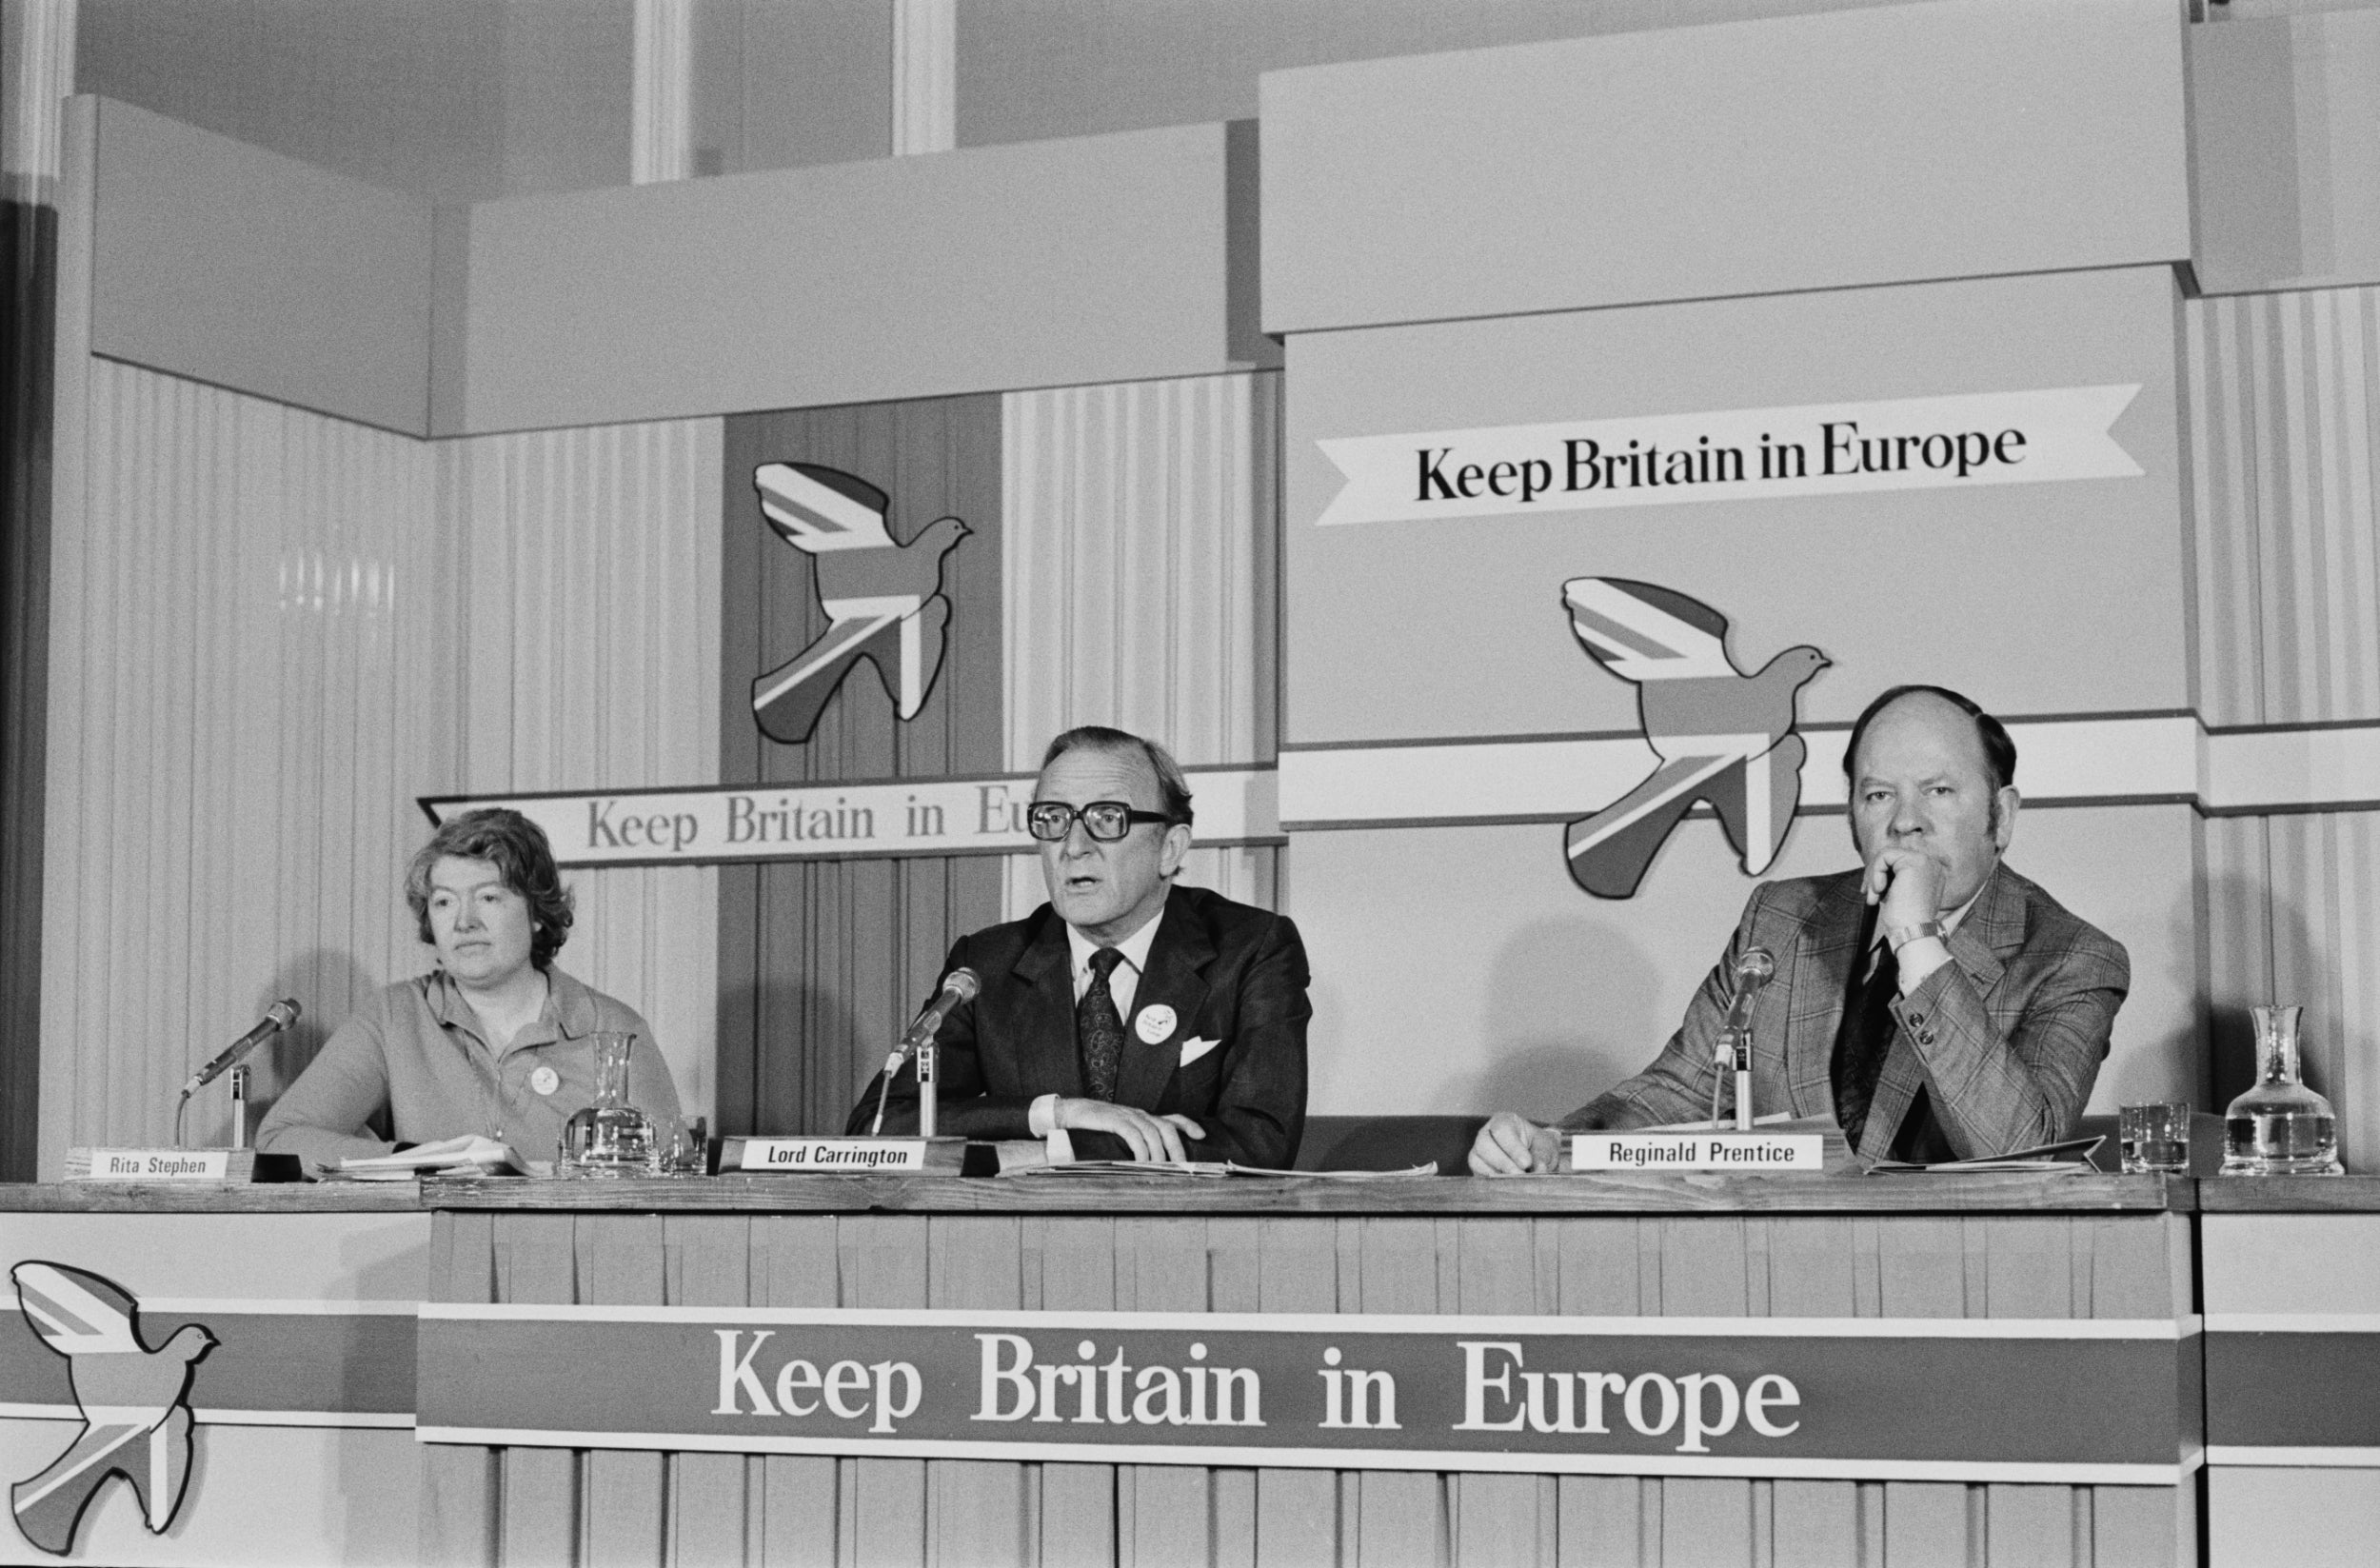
[1570,1134,1823,1173]
[63,1146,255,1183]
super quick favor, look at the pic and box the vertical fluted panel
[0,0,76,199]
[2199,809,2380,1171]
[39,362,726,1166]
[2185,288,2380,726]
[630,0,695,185]
[1000,371,1282,927]
[1002,371,1280,774]
[714,393,1005,1138]
[2184,284,2380,1171]
[892,0,958,156]
[40,360,446,1161]
[440,417,724,1118]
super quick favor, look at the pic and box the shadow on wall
[1465,914,1667,1122]
[2161,882,2208,1108]
[242,949,380,1147]
[2092,881,2215,1112]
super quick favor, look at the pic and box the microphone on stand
[1720,947,1775,1034]
[1712,948,1775,1128]
[869,969,981,1136]
[182,1000,302,1100]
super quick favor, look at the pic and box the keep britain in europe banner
[421,768,1279,868]
[1314,386,2143,527]
[416,1306,2196,1483]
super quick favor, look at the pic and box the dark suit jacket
[845,884,1311,1166]
[1558,863,2130,1162]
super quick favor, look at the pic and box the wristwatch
[1886,921,1945,953]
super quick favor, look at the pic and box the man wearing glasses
[845,725,1311,1164]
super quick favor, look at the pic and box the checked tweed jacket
[1558,863,2131,1163]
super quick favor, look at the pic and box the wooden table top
[0,1170,2232,1216]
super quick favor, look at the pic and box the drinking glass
[2118,1102,2191,1174]
[662,1116,709,1177]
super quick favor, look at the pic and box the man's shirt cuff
[1028,1093,1061,1138]
[1894,937,1954,994]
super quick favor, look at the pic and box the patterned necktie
[1829,941,1900,1151]
[1078,947,1127,1102]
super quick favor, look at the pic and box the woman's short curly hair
[404,808,575,969]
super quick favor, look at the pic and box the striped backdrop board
[2183,285,2380,1162]
[2186,286,2380,729]
[716,373,1284,1138]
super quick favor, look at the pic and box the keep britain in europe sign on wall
[1313,386,2143,527]
[416,1306,2195,1484]
[419,769,1280,869]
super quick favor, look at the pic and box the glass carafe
[559,1032,657,1177]
[2222,1004,2343,1176]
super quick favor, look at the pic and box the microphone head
[268,998,303,1029]
[1734,947,1775,984]
[944,968,982,1002]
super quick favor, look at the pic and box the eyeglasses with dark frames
[1025,801,1178,843]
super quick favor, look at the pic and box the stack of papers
[1006,1159,1230,1179]
[334,1135,527,1181]
[1867,1136,2105,1175]
[1002,1158,1438,1181]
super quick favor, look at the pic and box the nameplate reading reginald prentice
[1570,1134,1823,1173]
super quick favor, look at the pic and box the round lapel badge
[529,1064,561,1097]
[1135,1004,1177,1045]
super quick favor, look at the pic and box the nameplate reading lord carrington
[719,1138,964,1175]
[415,1306,2195,1484]
[1570,1134,1824,1173]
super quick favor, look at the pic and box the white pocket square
[1180,1036,1221,1065]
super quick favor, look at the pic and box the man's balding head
[1844,685,2014,795]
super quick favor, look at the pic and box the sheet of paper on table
[333,1134,528,1180]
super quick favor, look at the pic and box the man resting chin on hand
[1471,685,2129,1175]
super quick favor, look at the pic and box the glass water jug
[2221,1004,2342,1176]
[559,1031,658,1177]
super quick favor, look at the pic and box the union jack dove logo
[752,462,970,744]
[1562,578,1829,899]
[10,1261,216,1555]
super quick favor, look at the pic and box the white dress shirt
[1029,906,1168,1136]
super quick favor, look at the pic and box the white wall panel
[2201,810,2380,1174]
[40,361,725,1168]
[41,360,445,1162]
[2187,288,2380,727]
[2186,286,2380,1172]
[1002,370,1279,774]
[1000,370,1283,929]
[438,418,724,1120]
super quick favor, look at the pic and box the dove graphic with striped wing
[1561,578,1830,899]
[10,1262,215,1555]
[752,462,971,745]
